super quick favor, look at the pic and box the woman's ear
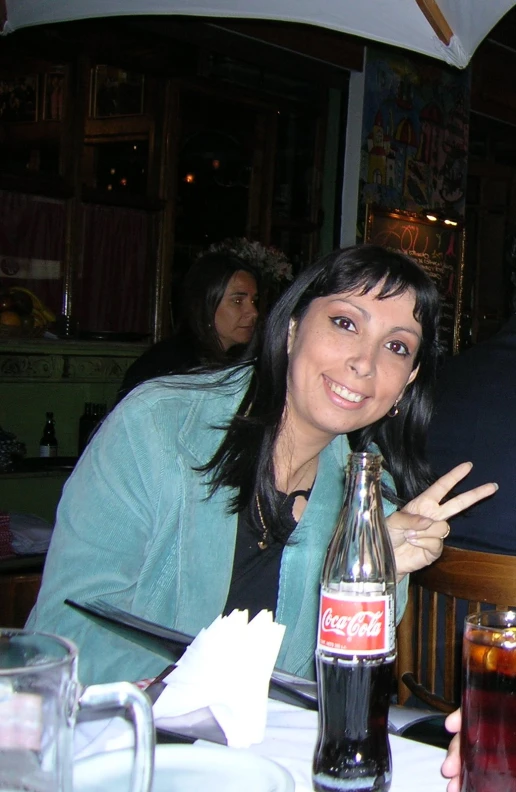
[396,365,419,407]
[287,319,297,355]
[407,363,420,387]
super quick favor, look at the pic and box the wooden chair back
[0,572,42,627]
[396,545,516,713]
[0,554,45,628]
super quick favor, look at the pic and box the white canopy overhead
[2,0,515,69]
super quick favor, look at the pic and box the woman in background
[117,251,259,402]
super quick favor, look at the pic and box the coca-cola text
[322,606,383,636]
[317,593,392,655]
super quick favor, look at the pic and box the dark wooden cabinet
[0,20,342,342]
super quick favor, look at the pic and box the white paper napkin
[153,609,286,748]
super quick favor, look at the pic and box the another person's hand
[441,709,461,791]
[387,462,498,578]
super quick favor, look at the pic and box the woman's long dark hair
[203,244,442,543]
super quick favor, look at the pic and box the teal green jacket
[27,367,407,685]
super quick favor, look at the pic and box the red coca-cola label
[317,591,394,655]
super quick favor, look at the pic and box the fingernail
[493,482,499,491]
[404,530,417,539]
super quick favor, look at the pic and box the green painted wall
[0,338,147,522]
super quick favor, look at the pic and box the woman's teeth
[328,381,365,403]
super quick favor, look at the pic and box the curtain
[78,203,153,334]
[0,191,65,316]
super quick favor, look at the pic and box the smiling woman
[27,244,497,685]
[284,287,422,448]
[246,244,442,512]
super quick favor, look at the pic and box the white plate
[74,743,296,792]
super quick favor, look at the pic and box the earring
[387,399,399,418]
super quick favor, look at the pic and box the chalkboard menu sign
[365,207,465,354]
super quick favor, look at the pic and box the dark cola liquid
[313,654,394,792]
[461,637,516,792]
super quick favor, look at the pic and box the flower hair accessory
[207,237,293,284]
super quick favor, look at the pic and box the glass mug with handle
[0,629,154,792]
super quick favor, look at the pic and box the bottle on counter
[312,451,396,792]
[39,411,58,458]
[78,402,107,456]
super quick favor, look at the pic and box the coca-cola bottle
[313,451,396,792]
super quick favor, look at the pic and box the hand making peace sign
[386,462,498,579]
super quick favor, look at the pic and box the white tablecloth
[243,701,447,792]
[74,700,448,792]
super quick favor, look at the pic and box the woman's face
[285,284,422,446]
[214,270,259,350]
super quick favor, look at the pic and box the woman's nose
[246,301,259,320]
[347,348,376,378]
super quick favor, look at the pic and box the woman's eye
[386,340,409,356]
[332,316,356,332]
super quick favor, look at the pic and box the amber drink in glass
[461,611,516,792]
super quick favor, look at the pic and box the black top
[427,314,516,554]
[223,489,310,619]
[117,336,196,403]
[116,332,249,404]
